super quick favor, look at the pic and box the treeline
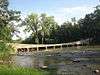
[0,0,100,45]
[21,6,100,44]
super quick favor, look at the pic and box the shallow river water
[12,47,100,75]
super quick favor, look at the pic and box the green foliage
[0,26,12,42]
[40,13,58,44]
[21,13,58,44]
[53,21,80,43]
[0,0,21,42]
[22,36,36,44]
[21,13,40,44]
[21,5,100,44]
[0,0,20,62]
[0,65,49,75]
[0,42,13,62]
[78,5,100,44]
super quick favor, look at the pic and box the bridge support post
[27,48,30,53]
[61,45,62,50]
[46,46,48,51]
[37,46,39,52]
[54,46,55,50]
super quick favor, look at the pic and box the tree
[0,0,20,42]
[40,13,58,44]
[78,14,96,44]
[93,5,100,44]
[21,13,58,44]
[21,13,40,44]
[78,5,100,44]
[55,22,73,43]
[71,17,76,25]
[0,0,20,63]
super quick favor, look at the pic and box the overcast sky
[9,0,99,40]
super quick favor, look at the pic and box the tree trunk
[35,36,39,44]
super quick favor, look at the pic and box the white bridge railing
[8,38,91,54]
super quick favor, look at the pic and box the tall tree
[21,13,40,44]
[21,13,58,44]
[0,0,20,42]
[40,13,58,44]
[78,5,100,44]
[93,5,100,44]
[71,17,76,25]
[0,0,20,63]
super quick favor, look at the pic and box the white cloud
[61,6,94,13]
[51,6,95,24]
[20,6,95,25]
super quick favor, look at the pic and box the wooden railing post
[37,46,39,51]
[54,46,55,50]
[61,44,62,50]
[46,46,48,51]
[27,48,29,53]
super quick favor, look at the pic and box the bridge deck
[8,39,90,54]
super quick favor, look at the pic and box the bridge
[9,39,91,54]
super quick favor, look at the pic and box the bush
[0,42,13,63]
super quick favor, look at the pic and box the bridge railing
[8,39,90,54]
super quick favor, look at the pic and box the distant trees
[52,21,80,43]
[78,5,100,44]
[93,6,100,44]
[0,1,100,45]
[21,5,100,45]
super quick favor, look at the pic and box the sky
[8,0,99,40]
[9,0,99,24]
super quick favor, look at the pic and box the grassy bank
[0,65,49,75]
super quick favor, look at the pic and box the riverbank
[0,65,49,75]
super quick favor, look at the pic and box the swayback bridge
[9,39,90,54]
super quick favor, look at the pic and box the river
[12,46,100,75]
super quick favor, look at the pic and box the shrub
[0,42,13,64]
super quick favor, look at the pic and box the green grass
[0,65,49,75]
